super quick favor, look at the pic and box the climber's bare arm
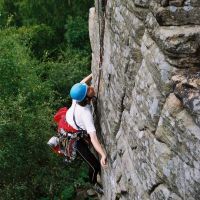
[80,73,92,85]
[89,133,107,168]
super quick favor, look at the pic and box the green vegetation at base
[0,0,95,199]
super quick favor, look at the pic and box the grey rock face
[155,7,200,26]
[172,71,200,126]
[149,0,200,25]
[146,13,200,68]
[89,0,200,199]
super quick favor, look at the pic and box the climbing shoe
[93,183,104,195]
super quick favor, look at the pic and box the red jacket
[54,107,77,133]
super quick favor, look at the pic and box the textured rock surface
[89,0,200,199]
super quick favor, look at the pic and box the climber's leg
[76,139,101,184]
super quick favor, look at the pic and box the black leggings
[76,139,101,184]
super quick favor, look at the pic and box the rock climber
[67,74,107,193]
[48,74,107,195]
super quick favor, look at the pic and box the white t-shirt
[66,100,96,135]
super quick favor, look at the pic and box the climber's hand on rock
[89,133,108,168]
[101,155,107,168]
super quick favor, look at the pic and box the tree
[0,25,91,200]
[0,0,94,198]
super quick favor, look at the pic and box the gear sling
[49,106,100,184]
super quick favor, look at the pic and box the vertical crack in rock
[95,0,107,139]
[113,91,126,136]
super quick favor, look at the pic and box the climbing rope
[96,0,107,100]
[94,0,109,166]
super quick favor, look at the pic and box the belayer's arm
[89,133,107,168]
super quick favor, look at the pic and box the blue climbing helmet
[70,83,88,102]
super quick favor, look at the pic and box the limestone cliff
[89,0,200,199]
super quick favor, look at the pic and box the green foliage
[0,0,93,199]
[0,28,32,97]
[0,28,55,199]
[65,16,90,50]
[0,0,22,28]
[16,0,93,28]
[0,0,94,44]
[0,27,91,199]
[18,25,56,59]
[37,48,90,107]
[61,185,75,200]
